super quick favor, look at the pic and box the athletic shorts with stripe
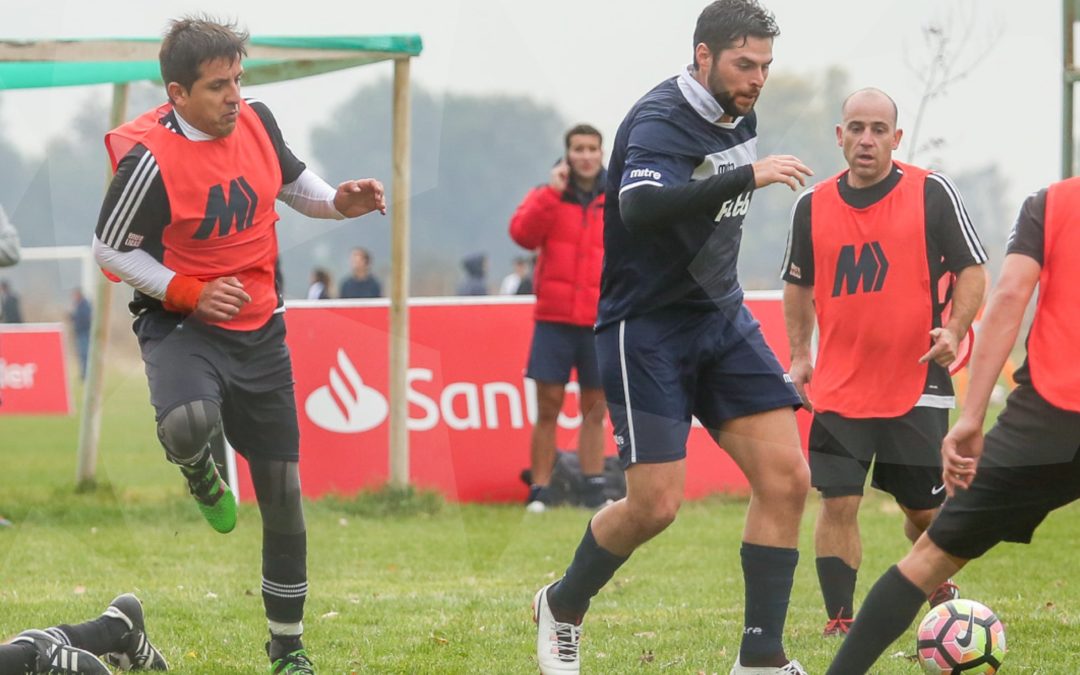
[809,408,948,510]
[927,383,1080,560]
[596,303,802,469]
[134,311,300,461]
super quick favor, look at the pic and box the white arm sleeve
[92,236,175,300]
[0,205,20,267]
[278,169,346,220]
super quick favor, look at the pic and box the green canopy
[0,34,423,89]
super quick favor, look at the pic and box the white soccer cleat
[533,582,581,674]
[525,500,548,513]
[729,657,807,675]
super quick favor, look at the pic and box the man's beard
[708,69,755,117]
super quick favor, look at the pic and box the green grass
[2,371,1078,673]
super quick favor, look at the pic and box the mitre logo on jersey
[832,242,889,297]
[304,349,389,433]
[194,176,259,240]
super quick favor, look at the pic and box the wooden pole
[76,82,127,487]
[1065,0,1077,178]
[388,58,412,488]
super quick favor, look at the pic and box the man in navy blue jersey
[532,2,813,674]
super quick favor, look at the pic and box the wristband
[164,274,206,314]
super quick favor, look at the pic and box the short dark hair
[693,0,779,65]
[160,15,249,94]
[564,124,602,150]
[352,247,371,264]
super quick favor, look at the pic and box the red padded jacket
[509,179,605,327]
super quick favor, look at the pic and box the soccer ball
[916,599,1006,674]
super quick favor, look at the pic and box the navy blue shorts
[526,320,602,389]
[596,304,801,468]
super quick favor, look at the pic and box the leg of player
[576,387,608,508]
[825,534,968,675]
[250,459,313,674]
[0,631,109,675]
[814,495,861,636]
[900,505,960,607]
[527,382,567,511]
[716,407,809,674]
[157,400,237,534]
[534,461,685,675]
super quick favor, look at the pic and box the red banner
[0,324,72,415]
[231,295,809,502]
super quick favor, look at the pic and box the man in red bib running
[826,165,1080,675]
[781,88,987,637]
[93,16,385,674]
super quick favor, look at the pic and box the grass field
[2,368,1079,674]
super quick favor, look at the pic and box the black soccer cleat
[102,593,169,670]
[11,629,111,675]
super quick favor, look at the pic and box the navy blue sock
[547,521,628,623]
[740,543,799,667]
[816,556,857,620]
[826,565,928,675]
[0,642,36,672]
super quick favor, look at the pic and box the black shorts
[927,384,1080,560]
[526,321,602,389]
[809,407,949,510]
[134,311,300,461]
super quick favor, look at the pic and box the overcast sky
[0,0,1064,212]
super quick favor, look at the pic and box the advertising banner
[232,294,808,502]
[0,323,72,416]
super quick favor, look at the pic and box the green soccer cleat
[267,640,315,674]
[181,461,237,534]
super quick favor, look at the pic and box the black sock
[547,521,628,623]
[0,642,37,672]
[53,615,128,656]
[826,565,928,675]
[740,543,799,667]
[263,529,308,625]
[581,475,606,505]
[816,556,857,620]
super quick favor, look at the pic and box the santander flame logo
[304,349,389,433]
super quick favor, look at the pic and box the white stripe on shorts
[618,320,638,464]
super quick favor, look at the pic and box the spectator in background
[307,267,332,300]
[516,254,536,295]
[69,288,93,380]
[510,123,608,511]
[499,256,529,295]
[339,247,382,298]
[456,252,488,296]
[0,205,19,267]
[0,280,23,323]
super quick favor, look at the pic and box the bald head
[836,87,903,188]
[841,88,898,127]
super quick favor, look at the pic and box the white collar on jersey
[677,65,743,128]
[171,109,217,142]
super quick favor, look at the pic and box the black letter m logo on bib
[194,176,258,240]
[832,242,889,297]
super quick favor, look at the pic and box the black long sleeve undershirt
[618,164,755,232]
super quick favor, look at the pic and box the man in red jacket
[510,124,609,510]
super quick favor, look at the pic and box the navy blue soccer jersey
[597,68,758,328]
